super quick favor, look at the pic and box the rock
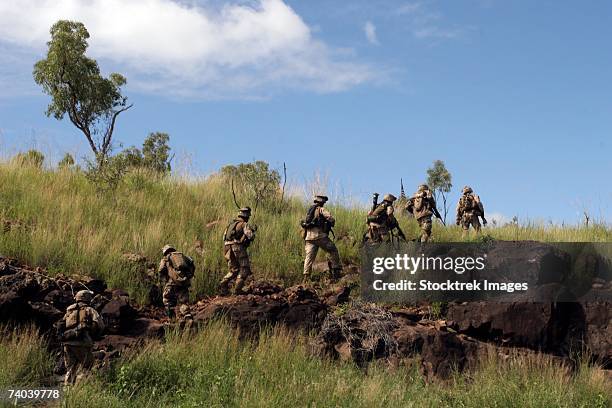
[28,301,63,330]
[101,298,136,334]
[126,318,165,338]
[122,253,147,264]
[95,335,140,353]
[420,331,478,381]
[583,302,612,367]
[393,323,434,357]
[323,286,351,306]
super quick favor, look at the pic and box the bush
[12,150,45,168]
[58,153,76,169]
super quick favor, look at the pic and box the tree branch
[101,104,133,157]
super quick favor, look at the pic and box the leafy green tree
[33,20,132,160]
[426,160,452,224]
[142,132,172,174]
[220,161,281,210]
[117,132,172,174]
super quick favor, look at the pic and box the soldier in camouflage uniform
[407,184,441,242]
[365,194,406,243]
[59,290,104,386]
[158,245,195,318]
[301,195,342,282]
[456,186,487,237]
[219,207,256,295]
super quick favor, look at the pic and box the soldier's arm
[320,207,335,225]
[91,309,105,334]
[455,200,462,225]
[158,258,168,281]
[243,224,256,241]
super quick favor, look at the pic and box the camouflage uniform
[365,194,399,243]
[60,290,104,386]
[302,195,342,281]
[158,245,194,318]
[407,184,439,242]
[219,207,256,295]
[456,186,487,236]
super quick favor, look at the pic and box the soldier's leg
[420,218,432,242]
[63,345,78,386]
[461,214,471,238]
[318,237,342,279]
[234,245,251,294]
[64,344,92,386]
[176,286,190,306]
[220,246,240,295]
[303,241,319,277]
[162,283,178,318]
[471,214,482,234]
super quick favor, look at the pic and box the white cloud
[364,21,379,45]
[0,0,378,99]
[395,1,461,40]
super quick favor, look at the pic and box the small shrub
[12,150,45,168]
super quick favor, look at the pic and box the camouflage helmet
[162,245,175,255]
[238,207,252,219]
[74,290,93,303]
[313,194,329,204]
[418,184,430,192]
[383,193,397,203]
[462,186,473,194]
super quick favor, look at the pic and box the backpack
[168,252,195,282]
[224,220,243,242]
[63,304,92,341]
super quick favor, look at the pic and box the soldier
[301,195,342,282]
[158,245,195,318]
[406,184,443,242]
[219,207,256,295]
[365,193,407,243]
[59,290,104,386]
[456,186,487,237]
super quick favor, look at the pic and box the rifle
[432,206,445,226]
[371,193,379,212]
[394,224,408,242]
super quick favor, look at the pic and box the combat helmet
[238,207,252,219]
[418,184,430,192]
[383,193,397,203]
[462,186,473,195]
[313,194,329,204]
[162,244,176,255]
[74,290,93,303]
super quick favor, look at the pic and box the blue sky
[0,0,611,224]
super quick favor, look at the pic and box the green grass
[1,162,611,302]
[0,323,608,407]
[0,326,55,389]
[58,321,609,408]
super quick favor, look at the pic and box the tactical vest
[65,303,93,332]
[368,203,389,225]
[167,252,195,282]
[224,219,245,242]
[304,205,325,227]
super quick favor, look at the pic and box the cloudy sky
[0,0,611,224]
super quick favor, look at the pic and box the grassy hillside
[1,162,611,300]
[1,324,609,407]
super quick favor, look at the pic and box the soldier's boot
[234,277,246,295]
[218,280,231,296]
